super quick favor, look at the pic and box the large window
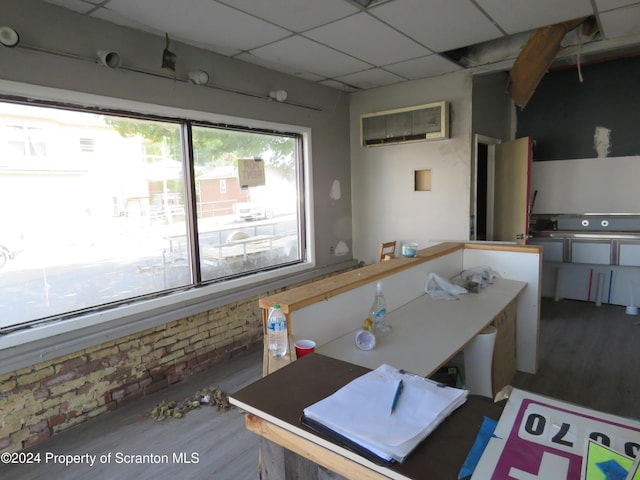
[0,99,305,331]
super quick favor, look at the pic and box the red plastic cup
[294,339,316,358]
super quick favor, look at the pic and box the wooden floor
[511,297,640,419]
[6,297,640,479]
[5,349,264,480]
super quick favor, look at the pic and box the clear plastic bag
[424,272,468,300]
[452,266,501,293]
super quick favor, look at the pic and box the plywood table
[230,353,505,480]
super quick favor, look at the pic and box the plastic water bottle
[370,282,390,335]
[267,304,287,357]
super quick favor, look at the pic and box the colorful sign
[473,389,640,479]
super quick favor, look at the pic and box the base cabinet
[491,300,517,396]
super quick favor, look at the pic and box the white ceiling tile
[36,0,640,91]
[105,0,289,52]
[234,52,325,82]
[219,0,359,32]
[319,79,360,92]
[384,54,462,80]
[595,0,640,12]
[476,0,594,34]
[39,0,98,14]
[334,68,406,89]
[371,0,504,52]
[249,36,372,78]
[304,12,430,65]
[598,3,640,39]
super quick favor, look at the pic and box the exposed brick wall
[0,294,264,453]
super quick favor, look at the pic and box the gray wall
[0,0,353,268]
[472,71,513,142]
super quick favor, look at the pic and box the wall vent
[360,101,449,147]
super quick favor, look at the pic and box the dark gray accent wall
[472,71,512,141]
[516,55,640,161]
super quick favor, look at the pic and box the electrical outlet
[329,246,335,255]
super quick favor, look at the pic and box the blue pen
[390,379,404,414]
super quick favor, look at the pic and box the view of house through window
[0,100,303,330]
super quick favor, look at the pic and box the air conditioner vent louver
[361,101,449,147]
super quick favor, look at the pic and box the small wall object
[162,33,176,72]
[414,169,432,191]
[0,26,20,48]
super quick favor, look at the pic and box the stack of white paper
[303,364,468,463]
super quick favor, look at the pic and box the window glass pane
[0,102,189,328]
[192,126,301,281]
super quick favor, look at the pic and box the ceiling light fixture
[0,26,20,48]
[269,89,288,102]
[97,49,121,69]
[188,70,209,85]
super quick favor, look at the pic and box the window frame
[0,80,318,375]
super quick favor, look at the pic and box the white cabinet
[528,239,564,262]
[619,241,640,266]
[571,240,611,265]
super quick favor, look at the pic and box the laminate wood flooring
[4,348,263,480]
[512,297,640,419]
[5,298,639,480]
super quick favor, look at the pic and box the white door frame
[472,134,501,241]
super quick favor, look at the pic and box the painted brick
[28,419,48,434]
[167,339,189,353]
[32,388,50,401]
[76,381,94,396]
[143,378,168,396]
[55,355,88,374]
[42,371,79,388]
[23,431,51,448]
[48,415,66,428]
[16,368,50,387]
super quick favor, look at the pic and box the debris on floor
[148,386,232,420]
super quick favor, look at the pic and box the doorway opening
[472,135,500,241]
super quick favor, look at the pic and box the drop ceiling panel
[595,0,640,12]
[598,3,640,39]
[35,0,640,90]
[106,0,290,52]
[476,0,594,34]
[304,12,430,65]
[334,68,406,89]
[234,52,325,82]
[41,0,100,14]
[370,0,504,52]
[249,35,371,78]
[384,54,462,80]
[219,0,359,32]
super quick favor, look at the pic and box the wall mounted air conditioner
[360,101,449,147]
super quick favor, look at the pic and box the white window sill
[0,260,356,376]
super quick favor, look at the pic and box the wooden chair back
[377,241,397,262]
